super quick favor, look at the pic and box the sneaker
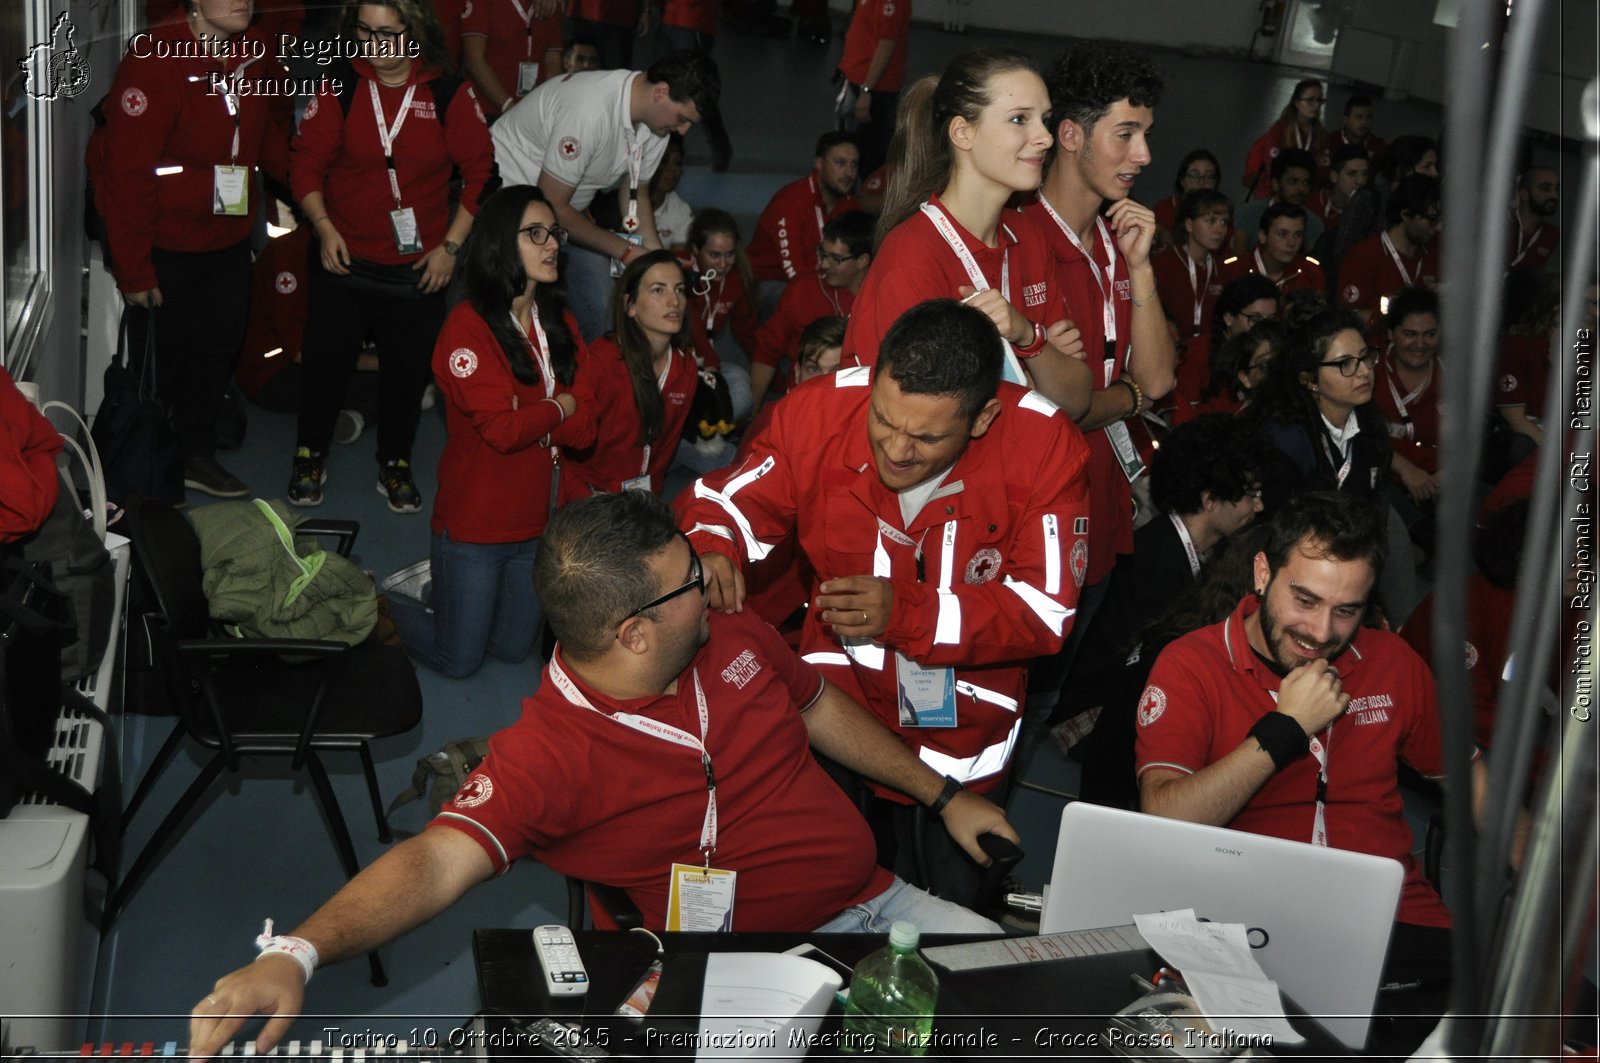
[287,447,327,507]
[377,459,422,514]
[333,408,365,445]
[184,455,250,498]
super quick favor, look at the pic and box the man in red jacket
[682,300,1091,899]
[747,130,862,296]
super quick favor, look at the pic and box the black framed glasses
[816,245,854,268]
[354,21,407,43]
[1320,349,1381,377]
[623,533,705,621]
[519,223,568,246]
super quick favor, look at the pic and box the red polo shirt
[838,0,911,92]
[747,174,861,283]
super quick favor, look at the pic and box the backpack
[384,737,493,837]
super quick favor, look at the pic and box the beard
[1530,197,1559,218]
[1257,589,1348,672]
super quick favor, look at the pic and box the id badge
[213,165,250,216]
[390,206,423,254]
[621,474,651,493]
[1105,421,1147,483]
[517,60,539,96]
[666,862,736,931]
[895,652,957,727]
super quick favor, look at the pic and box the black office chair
[565,876,643,931]
[108,499,424,986]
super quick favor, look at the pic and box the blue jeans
[563,243,617,343]
[812,877,1002,934]
[387,531,543,679]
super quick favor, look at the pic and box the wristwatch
[443,240,460,256]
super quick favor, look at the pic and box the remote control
[532,924,589,996]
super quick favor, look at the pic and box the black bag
[93,309,183,508]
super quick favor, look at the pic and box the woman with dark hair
[1152,149,1231,247]
[285,0,496,514]
[1247,308,1391,501]
[87,0,293,499]
[841,47,1091,417]
[384,185,594,678]
[1242,78,1327,201]
[1170,273,1279,413]
[1174,318,1286,425]
[561,250,699,499]
[683,208,757,421]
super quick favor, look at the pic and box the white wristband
[254,918,318,984]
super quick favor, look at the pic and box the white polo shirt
[492,68,669,212]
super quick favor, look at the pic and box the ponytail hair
[875,47,1038,246]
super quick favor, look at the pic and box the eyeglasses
[1320,349,1382,376]
[1182,170,1219,183]
[623,533,705,621]
[816,245,855,268]
[353,21,407,43]
[519,223,568,246]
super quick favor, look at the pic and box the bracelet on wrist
[254,918,318,984]
[1012,320,1047,356]
[1248,712,1311,772]
[925,776,964,815]
[1117,376,1144,417]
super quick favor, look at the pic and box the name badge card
[213,165,250,216]
[517,61,540,96]
[666,863,736,931]
[622,475,651,493]
[895,652,956,727]
[390,206,423,254]
[1106,421,1147,483]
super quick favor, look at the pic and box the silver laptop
[1039,802,1405,1050]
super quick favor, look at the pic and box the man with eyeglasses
[751,210,873,411]
[491,49,721,340]
[1336,174,1442,330]
[747,131,863,302]
[1221,203,1325,295]
[683,299,1091,900]
[185,489,1010,1058]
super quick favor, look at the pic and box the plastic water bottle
[840,921,938,1055]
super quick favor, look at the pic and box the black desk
[472,929,1346,1059]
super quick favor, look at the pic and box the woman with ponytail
[841,47,1091,418]
[386,184,594,678]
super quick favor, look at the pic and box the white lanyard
[1169,513,1201,578]
[1383,356,1429,439]
[702,271,725,332]
[548,656,719,859]
[1180,246,1212,333]
[1252,248,1280,287]
[1319,422,1356,490]
[219,64,243,162]
[1268,690,1331,846]
[1319,189,1341,221]
[1293,123,1313,151]
[507,0,537,57]
[368,79,418,207]
[821,277,843,316]
[1380,230,1419,288]
[919,200,1010,303]
[622,127,644,232]
[1037,192,1119,379]
[510,308,555,396]
[809,174,825,241]
[1509,210,1539,269]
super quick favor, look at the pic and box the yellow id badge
[213,165,250,216]
[390,206,423,254]
[517,61,540,96]
[666,862,736,931]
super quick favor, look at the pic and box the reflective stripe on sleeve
[917,716,1023,784]
[1042,514,1061,595]
[1003,575,1074,635]
[691,457,780,562]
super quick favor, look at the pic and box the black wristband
[926,776,964,815]
[1248,712,1311,771]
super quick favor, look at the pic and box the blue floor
[81,14,1458,1050]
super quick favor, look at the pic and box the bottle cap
[888,921,920,951]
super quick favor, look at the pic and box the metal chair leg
[121,721,187,831]
[304,750,388,987]
[104,753,227,930]
[358,742,392,844]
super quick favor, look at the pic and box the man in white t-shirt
[493,51,720,339]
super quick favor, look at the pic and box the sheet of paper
[697,952,842,1059]
[1134,909,1304,1045]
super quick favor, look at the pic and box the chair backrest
[125,498,211,640]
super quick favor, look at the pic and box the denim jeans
[811,876,1002,934]
[387,531,542,679]
[563,242,618,343]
